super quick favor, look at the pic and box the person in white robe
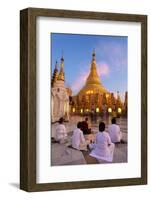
[72,122,88,151]
[89,122,115,162]
[108,118,122,143]
[55,117,67,143]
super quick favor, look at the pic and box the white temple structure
[51,57,70,122]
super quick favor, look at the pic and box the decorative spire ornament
[58,55,65,81]
[51,61,59,87]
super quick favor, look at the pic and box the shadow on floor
[9,183,19,189]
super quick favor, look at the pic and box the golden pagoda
[51,51,125,116]
[71,50,111,114]
[78,50,108,96]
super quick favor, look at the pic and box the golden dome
[78,51,108,95]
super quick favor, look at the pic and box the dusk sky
[51,33,127,101]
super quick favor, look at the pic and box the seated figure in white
[108,118,122,143]
[89,122,115,162]
[72,122,87,151]
[55,117,67,143]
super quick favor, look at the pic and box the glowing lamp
[96,107,99,113]
[80,109,83,113]
[118,107,122,113]
[72,108,75,113]
[108,108,112,113]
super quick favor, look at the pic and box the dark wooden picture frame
[20,7,147,192]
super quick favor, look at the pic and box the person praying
[81,117,91,135]
[108,118,123,143]
[55,117,67,143]
[72,122,87,151]
[89,122,115,162]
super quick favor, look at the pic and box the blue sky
[51,33,127,100]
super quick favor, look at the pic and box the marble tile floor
[51,142,127,166]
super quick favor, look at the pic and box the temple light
[86,90,94,94]
[96,107,99,113]
[118,107,122,113]
[80,109,83,113]
[108,108,112,113]
[72,108,75,113]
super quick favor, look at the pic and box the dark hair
[77,121,82,129]
[111,118,116,124]
[85,117,88,121]
[59,117,64,124]
[99,122,105,132]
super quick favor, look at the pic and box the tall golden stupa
[71,50,124,115]
[78,50,108,96]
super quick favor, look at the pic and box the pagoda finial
[55,61,58,70]
[92,49,96,60]
[58,55,65,81]
[61,50,64,62]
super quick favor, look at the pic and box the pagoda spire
[55,60,58,70]
[92,49,96,61]
[116,91,122,107]
[58,55,65,81]
[85,50,101,86]
[77,51,108,96]
[51,61,59,87]
[91,49,96,68]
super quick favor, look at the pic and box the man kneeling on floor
[89,122,115,162]
[72,122,88,151]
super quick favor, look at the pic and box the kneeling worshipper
[108,118,123,143]
[55,117,68,143]
[89,122,115,162]
[72,122,88,151]
[81,117,91,135]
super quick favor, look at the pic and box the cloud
[96,38,128,72]
[71,69,89,94]
[71,62,110,95]
[97,62,110,77]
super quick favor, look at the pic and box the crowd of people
[54,117,125,162]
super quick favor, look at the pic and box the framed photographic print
[20,8,147,191]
